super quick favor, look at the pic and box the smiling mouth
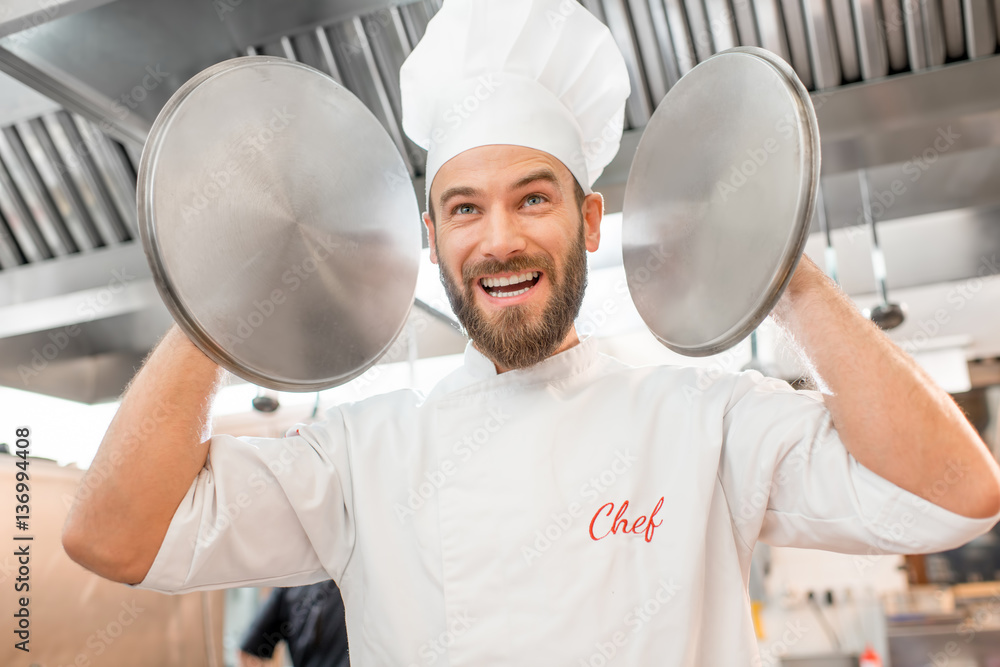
[479,271,542,298]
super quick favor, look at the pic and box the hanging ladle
[859,170,906,330]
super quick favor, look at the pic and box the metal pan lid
[138,56,422,390]
[622,46,820,357]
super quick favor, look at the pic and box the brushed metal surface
[780,0,816,88]
[622,47,819,356]
[664,0,698,74]
[754,0,792,62]
[830,0,862,82]
[964,0,998,57]
[138,56,421,390]
[942,0,967,57]
[802,0,844,89]
[853,0,891,78]
[881,0,911,70]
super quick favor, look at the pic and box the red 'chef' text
[589,497,664,543]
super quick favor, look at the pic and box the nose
[479,208,527,261]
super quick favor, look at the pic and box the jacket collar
[461,333,599,386]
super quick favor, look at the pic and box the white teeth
[481,271,540,288]
[488,286,531,298]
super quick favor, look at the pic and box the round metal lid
[138,56,422,390]
[622,47,820,356]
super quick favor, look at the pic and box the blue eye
[455,204,475,215]
[525,194,545,206]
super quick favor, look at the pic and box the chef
[63,0,1000,665]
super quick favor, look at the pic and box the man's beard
[439,225,588,370]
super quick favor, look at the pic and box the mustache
[461,254,557,285]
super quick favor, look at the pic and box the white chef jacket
[135,335,1000,665]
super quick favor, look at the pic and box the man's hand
[769,254,1000,519]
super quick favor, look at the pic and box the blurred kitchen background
[1,0,1000,665]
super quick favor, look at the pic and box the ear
[422,211,439,264]
[582,192,603,253]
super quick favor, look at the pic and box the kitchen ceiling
[0,0,998,402]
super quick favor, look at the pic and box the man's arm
[770,254,1000,519]
[62,324,226,584]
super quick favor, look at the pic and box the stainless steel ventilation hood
[1,0,999,403]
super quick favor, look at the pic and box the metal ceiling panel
[924,0,949,65]
[754,0,792,63]
[0,152,51,262]
[644,0,683,86]
[289,28,344,84]
[731,0,761,47]
[817,56,1000,174]
[907,0,947,69]
[780,0,816,88]
[44,111,130,245]
[964,0,998,57]
[361,7,425,171]
[397,1,436,50]
[70,113,137,237]
[0,207,24,269]
[682,0,715,62]
[627,0,672,104]
[663,0,698,74]
[881,0,911,71]
[942,0,966,58]
[904,0,930,68]
[831,0,862,82]
[0,125,76,256]
[601,0,652,128]
[22,117,103,251]
[703,0,739,51]
[802,0,843,89]
[0,71,60,127]
[0,0,116,39]
[323,18,413,173]
[854,0,891,78]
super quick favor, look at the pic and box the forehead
[430,145,573,204]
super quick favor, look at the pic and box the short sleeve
[719,370,1000,555]
[130,408,357,594]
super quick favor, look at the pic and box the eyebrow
[438,168,563,212]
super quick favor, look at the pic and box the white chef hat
[399,0,631,210]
